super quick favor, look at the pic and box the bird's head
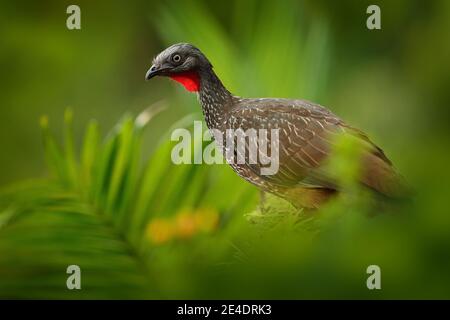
[145,43,212,92]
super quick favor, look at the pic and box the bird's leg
[259,190,267,214]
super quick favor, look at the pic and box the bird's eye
[172,54,181,63]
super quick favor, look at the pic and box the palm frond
[0,102,257,298]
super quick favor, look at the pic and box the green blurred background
[0,0,450,299]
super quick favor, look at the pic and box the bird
[145,43,407,209]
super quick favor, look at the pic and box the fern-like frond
[0,103,258,299]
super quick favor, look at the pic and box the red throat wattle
[169,71,200,92]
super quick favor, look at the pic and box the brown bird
[146,43,406,209]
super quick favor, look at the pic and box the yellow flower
[146,218,174,245]
[194,208,219,233]
[174,210,197,239]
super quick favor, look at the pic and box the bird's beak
[145,65,159,80]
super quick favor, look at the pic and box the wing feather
[221,98,404,197]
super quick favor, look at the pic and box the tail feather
[361,151,410,199]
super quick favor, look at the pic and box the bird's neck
[197,68,233,130]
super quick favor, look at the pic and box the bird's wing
[224,98,404,196]
[223,98,342,188]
